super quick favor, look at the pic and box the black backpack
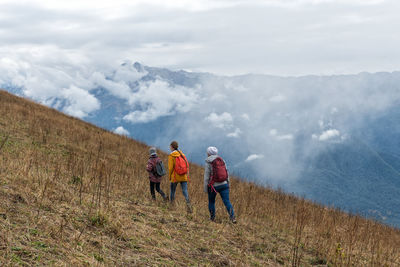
[154,159,166,177]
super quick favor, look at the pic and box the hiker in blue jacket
[204,146,236,223]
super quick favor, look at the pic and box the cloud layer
[2,59,400,187]
[1,0,400,76]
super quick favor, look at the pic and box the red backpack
[174,152,189,175]
[209,157,228,185]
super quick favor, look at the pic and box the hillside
[0,90,400,266]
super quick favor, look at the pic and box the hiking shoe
[230,217,237,224]
[186,203,193,214]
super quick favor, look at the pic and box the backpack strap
[210,184,217,194]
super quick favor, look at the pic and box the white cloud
[225,80,249,92]
[60,85,100,118]
[312,129,341,141]
[91,72,134,101]
[205,112,233,129]
[245,154,264,162]
[241,113,250,120]
[123,79,199,123]
[114,126,130,136]
[318,129,341,141]
[89,61,148,105]
[123,109,162,124]
[270,129,293,140]
[227,128,242,138]
[0,50,102,118]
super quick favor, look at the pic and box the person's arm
[146,159,154,173]
[204,162,211,192]
[224,159,230,183]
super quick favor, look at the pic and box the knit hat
[149,147,157,156]
[207,146,218,156]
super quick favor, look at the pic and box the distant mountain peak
[133,62,145,72]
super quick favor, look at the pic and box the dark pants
[208,183,235,220]
[150,181,166,200]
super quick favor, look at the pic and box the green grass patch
[32,241,48,249]
[93,253,104,262]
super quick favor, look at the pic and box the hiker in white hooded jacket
[204,146,236,223]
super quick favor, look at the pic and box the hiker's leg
[208,187,217,220]
[170,182,177,202]
[180,182,192,213]
[155,182,166,199]
[180,182,190,203]
[218,184,235,220]
[150,181,156,200]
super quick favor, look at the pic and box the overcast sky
[0,0,399,76]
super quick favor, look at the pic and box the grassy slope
[0,90,399,266]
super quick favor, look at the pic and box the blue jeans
[208,183,235,220]
[170,182,190,203]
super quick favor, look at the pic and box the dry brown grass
[0,90,399,266]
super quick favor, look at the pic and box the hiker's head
[170,141,178,151]
[149,147,157,156]
[207,146,218,156]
